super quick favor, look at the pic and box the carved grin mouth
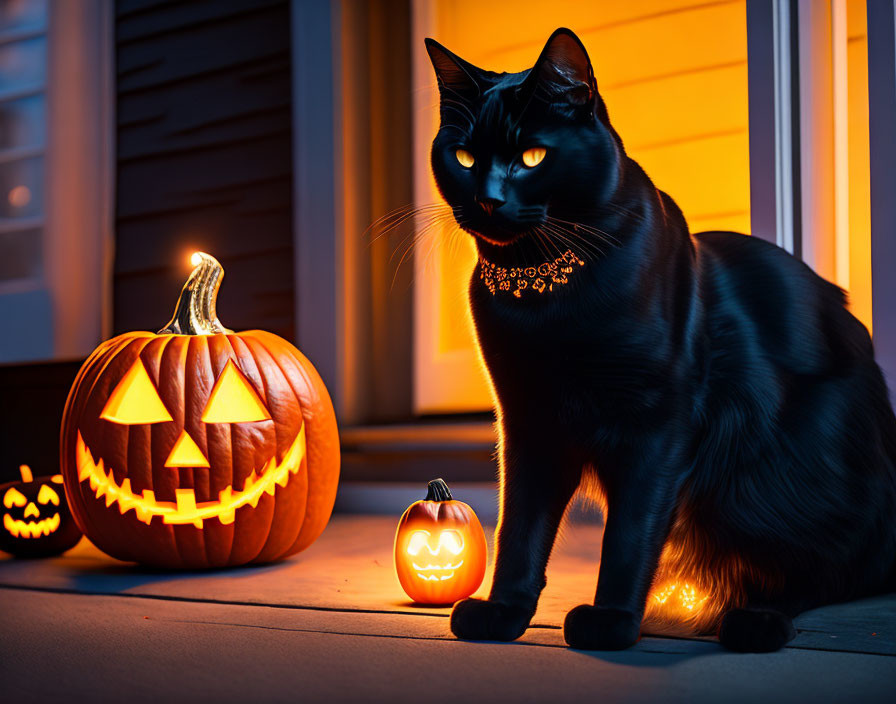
[413,560,463,581]
[75,425,305,529]
[3,513,60,538]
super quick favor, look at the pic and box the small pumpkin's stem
[19,464,33,483]
[159,252,233,335]
[425,478,453,502]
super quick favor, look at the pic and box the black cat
[425,28,896,652]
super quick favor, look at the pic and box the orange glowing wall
[845,0,872,332]
[414,0,751,412]
[431,0,751,230]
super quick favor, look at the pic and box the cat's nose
[477,197,505,216]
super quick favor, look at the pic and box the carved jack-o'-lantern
[60,253,340,569]
[0,465,82,558]
[394,479,487,604]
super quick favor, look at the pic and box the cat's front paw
[718,608,795,652]
[563,604,641,650]
[450,598,533,642]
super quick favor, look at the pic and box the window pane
[0,0,47,33]
[0,155,42,218]
[0,36,46,92]
[0,94,44,149]
[0,227,41,281]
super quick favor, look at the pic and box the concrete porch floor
[1,514,894,703]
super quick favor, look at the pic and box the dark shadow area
[569,638,722,668]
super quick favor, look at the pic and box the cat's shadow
[568,636,721,668]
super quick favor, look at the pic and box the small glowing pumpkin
[0,465,82,558]
[60,252,340,569]
[394,478,487,604]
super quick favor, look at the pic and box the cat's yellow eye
[455,149,475,169]
[521,147,547,168]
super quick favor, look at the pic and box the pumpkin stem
[159,252,233,335]
[425,478,453,502]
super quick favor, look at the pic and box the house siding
[113,0,294,339]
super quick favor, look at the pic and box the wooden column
[747,0,800,253]
[868,0,896,394]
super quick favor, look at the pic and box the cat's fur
[425,28,896,652]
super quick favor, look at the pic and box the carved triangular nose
[24,502,39,518]
[165,430,210,468]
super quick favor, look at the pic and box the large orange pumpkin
[394,479,487,604]
[60,253,339,568]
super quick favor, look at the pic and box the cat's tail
[642,580,727,637]
[641,541,743,637]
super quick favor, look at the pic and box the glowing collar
[478,249,585,297]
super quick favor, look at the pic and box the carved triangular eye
[4,487,26,509]
[438,530,464,555]
[37,485,60,506]
[406,530,430,556]
[101,358,173,425]
[201,360,271,423]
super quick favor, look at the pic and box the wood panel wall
[0,360,82,483]
[113,0,294,339]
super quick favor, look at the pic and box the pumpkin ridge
[82,334,155,410]
[228,333,279,562]
[80,335,158,561]
[216,333,274,564]
[204,334,239,566]
[237,334,288,463]
[241,334,308,562]
[149,334,183,565]
[254,333,336,556]
[243,333,307,471]
[191,335,215,502]
[186,335,212,567]
[212,335,247,566]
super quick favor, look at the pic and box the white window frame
[0,0,114,363]
[751,0,896,392]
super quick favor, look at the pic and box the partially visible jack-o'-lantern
[394,479,487,604]
[0,465,82,558]
[60,252,340,569]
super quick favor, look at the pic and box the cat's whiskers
[404,218,469,292]
[369,208,446,245]
[530,228,554,263]
[545,223,606,258]
[546,215,622,247]
[539,221,605,262]
[389,210,463,290]
[385,210,452,273]
[541,230,601,268]
[365,202,453,246]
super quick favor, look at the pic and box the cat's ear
[425,38,481,102]
[525,28,596,107]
